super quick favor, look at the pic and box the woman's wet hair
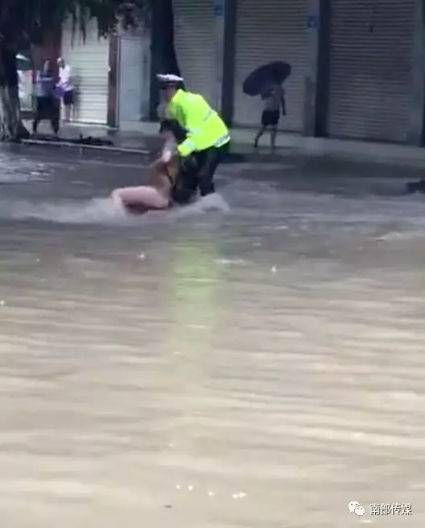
[159,119,187,143]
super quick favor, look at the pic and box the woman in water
[111,120,198,213]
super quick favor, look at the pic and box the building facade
[55,0,425,146]
[172,0,425,145]
[60,17,151,127]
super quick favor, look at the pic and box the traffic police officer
[157,73,231,203]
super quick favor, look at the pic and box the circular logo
[354,505,366,516]
[348,501,366,516]
[348,501,360,513]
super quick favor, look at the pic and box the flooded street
[0,146,424,527]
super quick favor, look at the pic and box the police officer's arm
[175,94,209,157]
[176,133,197,158]
[177,144,194,157]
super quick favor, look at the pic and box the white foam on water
[215,258,248,266]
[375,230,425,241]
[0,198,129,225]
[0,193,231,225]
[0,153,53,183]
[171,192,231,218]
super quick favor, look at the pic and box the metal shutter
[61,18,109,124]
[327,0,416,142]
[173,0,217,106]
[233,0,308,132]
[118,35,144,123]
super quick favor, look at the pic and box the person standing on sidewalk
[254,72,286,153]
[56,57,74,122]
[157,73,231,204]
[32,59,59,137]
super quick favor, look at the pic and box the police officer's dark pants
[173,143,229,204]
[194,142,229,196]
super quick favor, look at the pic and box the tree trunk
[149,0,181,119]
[0,45,28,141]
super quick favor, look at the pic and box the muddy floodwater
[0,146,424,527]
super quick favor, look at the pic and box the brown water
[0,148,424,527]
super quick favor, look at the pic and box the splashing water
[0,193,231,225]
[0,198,129,225]
[172,193,231,218]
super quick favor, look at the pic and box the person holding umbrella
[157,73,230,204]
[243,62,291,153]
[254,71,286,152]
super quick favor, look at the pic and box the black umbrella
[243,61,291,96]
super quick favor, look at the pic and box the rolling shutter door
[233,0,308,132]
[327,0,416,142]
[118,35,144,123]
[61,18,109,124]
[173,0,217,106]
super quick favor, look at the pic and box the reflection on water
[0,149,425,527]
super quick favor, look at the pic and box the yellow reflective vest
[165,89,230,157]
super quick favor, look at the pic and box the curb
[21,139,150,156]
[20,138,249,163]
